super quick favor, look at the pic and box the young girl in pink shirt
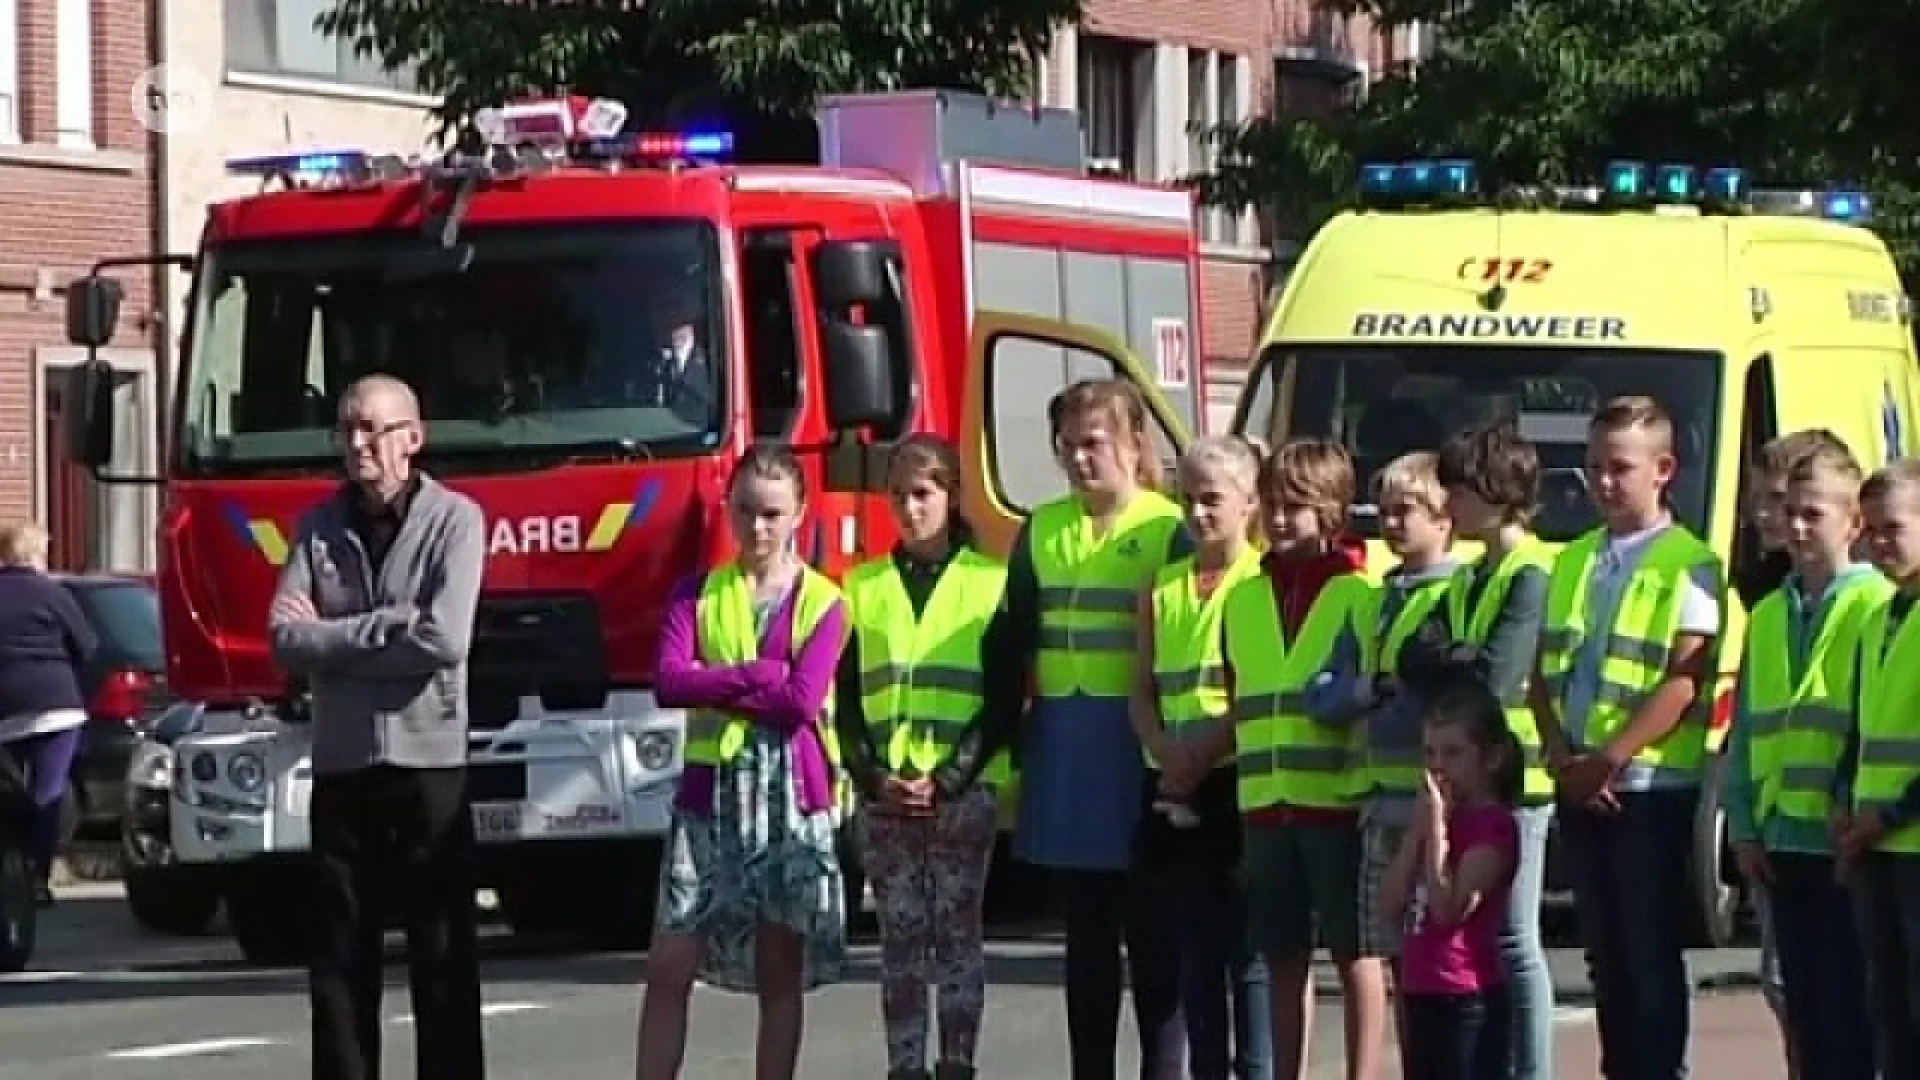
[1382,682,1523,1080]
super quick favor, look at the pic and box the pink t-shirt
[1399,804,1520,996]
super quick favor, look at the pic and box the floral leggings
[856,785,1000,1074]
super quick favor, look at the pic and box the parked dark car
[54,573,172,837]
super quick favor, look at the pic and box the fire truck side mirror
[63,360,119,469]
[812,241,887,307]
[821,322,898,431]
[65,275,123,349]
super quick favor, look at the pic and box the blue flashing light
[629,130,736,158]
[1702,167,1749,205]
[1604,160,1648,200]
[1654,164,1696,202]
[1356,158,1476,202]
[1822,190,1873,224]
[226,149,370,178]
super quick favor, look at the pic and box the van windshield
[1239,345,1724,541]
[177,221,725,478]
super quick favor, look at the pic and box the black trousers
[310,764,484,1080]
[1058,867,1186,1080]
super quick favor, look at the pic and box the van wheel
[1688,754,1742,949]
[0,843,39,973]
[125,867,220,936]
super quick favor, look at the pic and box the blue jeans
[1850,852,1920,1078]
[1402,985,1513,1080]
[1502,804,1555,1080]
[1166,871,1272,1079]
[1767,852,1873,1079]
[1561,787,1695,1080]
[0,726,81,877]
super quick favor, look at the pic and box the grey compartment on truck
[815,91,1084,194]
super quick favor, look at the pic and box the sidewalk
[1554,991,1790,1078]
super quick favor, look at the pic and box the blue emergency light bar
[576,129,736,162]
[1358,158,1477,203]
[1356,155,1872,225]
[225,149,371,178]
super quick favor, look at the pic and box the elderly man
[268,374,488,1080]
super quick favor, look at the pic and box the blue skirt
[1013,693,1146,872]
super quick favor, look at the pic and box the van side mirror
[65,276,124,348]
[821,323,898,431]
[812,241,888,307]
[64,361,119,469]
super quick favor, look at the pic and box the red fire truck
[62,89,1209,962]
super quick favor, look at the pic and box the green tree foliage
[317,0,1080,137]
[1200,0,1920,277]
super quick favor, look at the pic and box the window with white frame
[1186,49,1256,247]
[0,0,17,143]
[225,0,417,92]
[1078,34,1149,179]
[55,0,90,147]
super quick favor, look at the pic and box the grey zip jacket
[268,475,486,774]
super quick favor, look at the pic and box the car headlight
[190,751,218,784]
[635,730,676,772]
[227,751,267,792]
[126,741,172,791]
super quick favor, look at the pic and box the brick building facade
[0,0,157,569]
[1037,0,1406,426]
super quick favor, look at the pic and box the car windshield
[66,580,163,671]
[1239,344,1725,541]
[178,221,725,476]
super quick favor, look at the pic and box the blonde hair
[0,521,49,568]
[1053,378,1164,490]
[1786,439,1864,497]
[1179,435,1261,496]
[1758,428,1851,481]
[1372,450,1448,517]
[1589,394,1675,452]
[1862,457,1920,505]
[1261,438,1356,534]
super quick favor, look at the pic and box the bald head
[339,374,420,424]
[337,374,424,501]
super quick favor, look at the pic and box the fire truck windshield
[176,220,724,476]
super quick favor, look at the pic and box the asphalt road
[3,883,1767,1079]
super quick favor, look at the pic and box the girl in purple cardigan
[634,447,852,1080]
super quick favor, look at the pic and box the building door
[41,379,93,571]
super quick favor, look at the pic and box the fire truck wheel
[1685,753,1744,949]
[226,868,309,966]
[124,866,220,936]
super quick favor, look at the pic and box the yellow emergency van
[1231,159,1920,947]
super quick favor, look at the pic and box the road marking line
[393,1000,548,1025]
[0,969,84,983]
[106,1037,280,1060]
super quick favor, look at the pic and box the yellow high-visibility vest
[1147,547,1263,765]
[1354,574,1452,798]
[844,548,1012,786]
[1538,526,1722,779]
[1225,572,1372,810]
[1446,541,1557,800]
[1855,595,1920,853]
[1743,576,1889,830]
[1030,491,1183,698]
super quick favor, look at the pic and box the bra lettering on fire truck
[489,514,583,556]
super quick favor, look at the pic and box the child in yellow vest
[1130,435,1271,1079]
[1837,456,1920,1077]
[1529,396,1722,1079]
[1725,439,1880,1079]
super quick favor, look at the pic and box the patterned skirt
[655,727,847,993]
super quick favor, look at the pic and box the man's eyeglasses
[332,418,413,446]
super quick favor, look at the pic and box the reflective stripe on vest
[844,549,1012,786]
[1225,572,1372,810]
[1147,548,1264,766]
[1537,526,1720,779]
[1856,597,1920,853]
[1743,577,1889,828]
[686,565,845,769]
[1446,541,1556,800]
[1355,575,1452,797]
[1030,491,1183,698]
